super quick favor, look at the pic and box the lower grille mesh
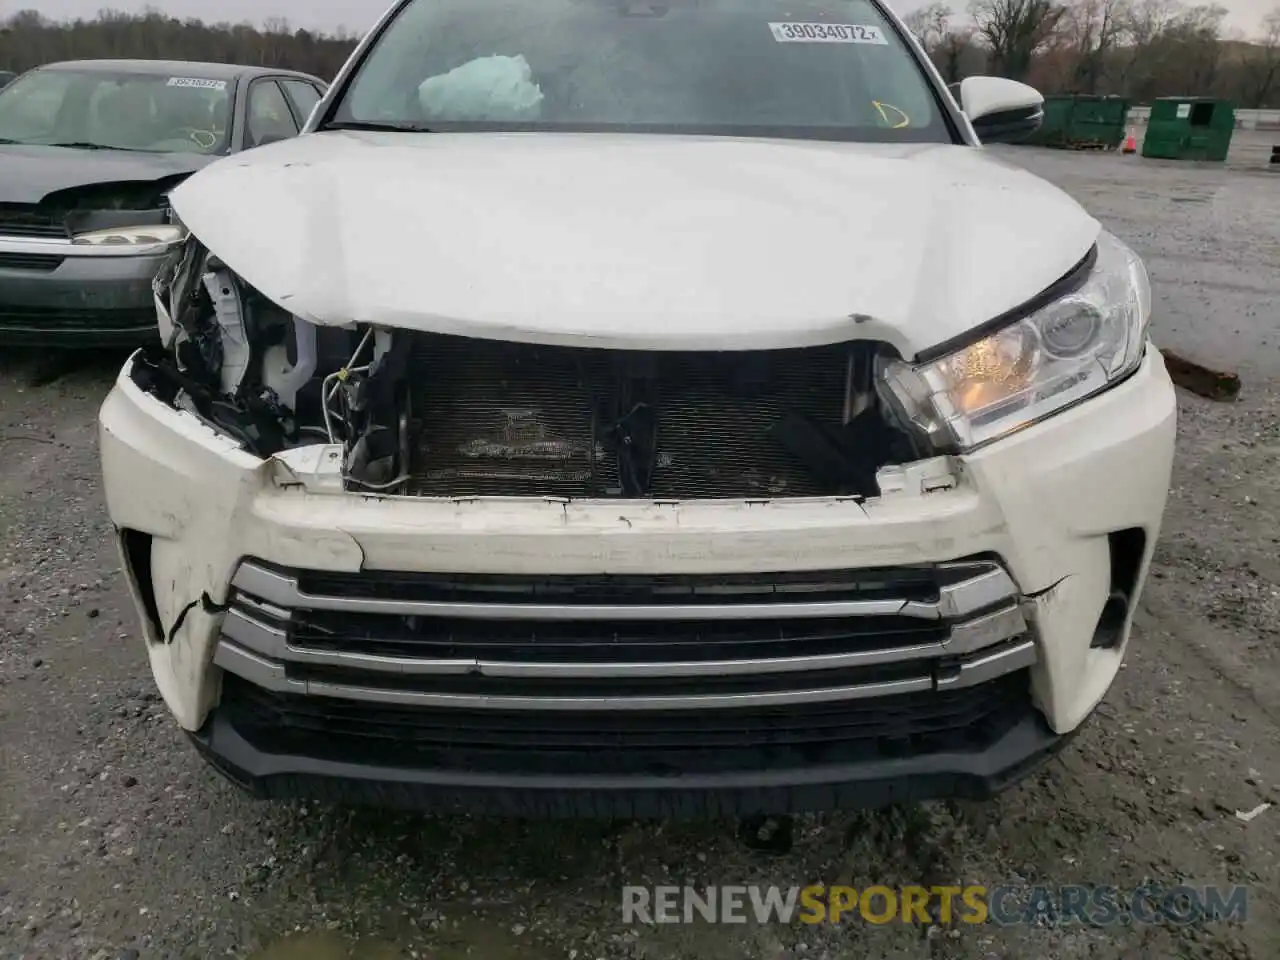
[219,670,1033,776]
[407,333,851,499]
[0,305,155,330]
[0,206,68,239]
[0,253,64,272]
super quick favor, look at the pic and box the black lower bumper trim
[188,709,1081,818]
[0,322,156,348]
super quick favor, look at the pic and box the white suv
[98,0,1176,817]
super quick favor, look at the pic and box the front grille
[286,565,955,664]
[407,333,852,499]
[219,669,1033,776]
[0,252,64,272]
[0,305,155,331]
[288,611,948,664]
[0,206,68,239]
[296,564,944,605]
[212,558,1038,776]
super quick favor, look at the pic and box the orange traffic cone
[1122,130,1137,154]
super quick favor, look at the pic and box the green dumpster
[1028,96,1074,146]
[1141,97,1235,162]
[1027,94,1130,149]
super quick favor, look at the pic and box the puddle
[247,931,405,960]
[248,918,554,959]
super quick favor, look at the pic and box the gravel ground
[1,131,1278,960]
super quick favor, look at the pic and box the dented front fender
[100,356,364,729]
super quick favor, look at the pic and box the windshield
[330,0,953,143]
[0,68,232,154]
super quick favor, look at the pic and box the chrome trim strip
[223,610,473,675]
[215,641,290,687]
[944,605,1028,656]
[0,235,70,248]
[222,604,1027,679]
[224,601,1027,678]
[213,640,937,710]
[233,594,293,622]
[904,565,1020,619]
[214,634,1035,710]
[936,639,1038,689]
[0,234,180,257]
[230,562,1017,623]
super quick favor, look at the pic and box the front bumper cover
[0,240,168,347]
[99,347,1177,813]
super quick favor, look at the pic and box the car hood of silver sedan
[0,142,213,205]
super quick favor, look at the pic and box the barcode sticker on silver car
[167,77,227,89]
[768,22,887,44]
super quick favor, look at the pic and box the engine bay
[134,238,928,499]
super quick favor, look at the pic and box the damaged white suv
[99,0,1177,816]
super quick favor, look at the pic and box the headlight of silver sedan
[73,223,187,246]
[877,230,1152,451]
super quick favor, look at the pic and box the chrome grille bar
[215,558,1036,711]
[213,638,1036,711]
[230,561,1019,622]
[220,602,1028,679]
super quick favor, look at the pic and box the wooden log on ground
[1162,349,1241,401]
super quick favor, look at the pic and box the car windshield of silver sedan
[326,0,952,143]
[0,67,231,154]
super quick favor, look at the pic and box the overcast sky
[3,0,1274,38]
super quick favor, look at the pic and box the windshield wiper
[44,141,136,151]
[319,119,433,133]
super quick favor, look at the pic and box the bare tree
[1124,0,1183,47]
[0,9,356,78]
[1241,6,1280,106]
[1115,0,1173,89]
[1060,0,1130,92]
[1117,0,1228,98]
[903,2,954,52]
[261,15,291,66]
[938,27,984,82]
[1162,4,1227,93]
[969,0,1069,79]
[901,2,982,83]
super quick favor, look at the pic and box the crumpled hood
[170,130,1099,356]
[0,143,213,205]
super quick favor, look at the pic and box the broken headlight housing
[878,230,1151,451]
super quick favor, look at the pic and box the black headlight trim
[912,242,1099,365]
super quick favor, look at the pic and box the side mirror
[958,76,1044,144]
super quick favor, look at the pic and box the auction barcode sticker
[768,22,887,44]
[167,77,227,89]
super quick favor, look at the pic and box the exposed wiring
[610,401,658,496]
[321,327,374,442]
[346,473,412,491]
[318,326,413,495]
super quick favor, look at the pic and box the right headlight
[878,230,1151,451]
